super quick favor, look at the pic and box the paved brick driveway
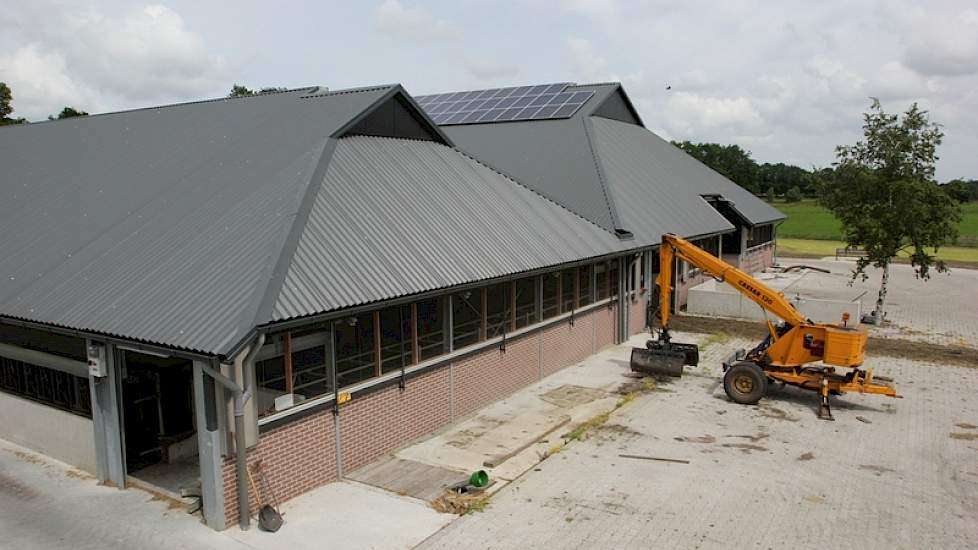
[418,334,978,550]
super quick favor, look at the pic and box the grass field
[778,238,978,266]
[773,200,978,247]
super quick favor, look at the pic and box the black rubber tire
[723,362,768,405]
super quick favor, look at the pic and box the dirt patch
[0,472,37,500]
[859,464,896,475]
[540,385,609,409]
[757,404,799,422]
[65,468,94,480]
[13,451,45,466]
[954,422,977,430]
[595,424,643,438]
[726,433,769,443]
[670,315,978,367]
[798,452,815,461]
[431,490,490,515]
[674,435,716,444]
[949,432,978,441]
[722,443,768,453]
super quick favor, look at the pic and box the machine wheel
[723,362,768,405]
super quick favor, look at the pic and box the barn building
[0,82,782,529]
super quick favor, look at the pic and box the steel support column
[193,360,226,530]
[88,340,126,489]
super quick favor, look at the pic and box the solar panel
[414,83,594,126]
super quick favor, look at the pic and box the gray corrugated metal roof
[588,117,734,242]
[272,136,627,321]
[590,117,785,227]
[437,82,783,233]
[0,86,393,354]
[441,118,618,231]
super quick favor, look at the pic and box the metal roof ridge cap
[449,143,620,238]
[299,83,397,99]
[1,87,320,129]
[222,137,341,358]
[581,116,625,236]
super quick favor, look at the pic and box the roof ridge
[566,81,622,89]
[0,87,320,129]
[581,116,623,232]
[300,84,396,99]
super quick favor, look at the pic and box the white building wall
[0,391,97,473]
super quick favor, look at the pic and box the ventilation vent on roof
[614,229,634,240]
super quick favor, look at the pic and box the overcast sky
[2,0,976,180]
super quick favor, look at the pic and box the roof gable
[336,87,451,144]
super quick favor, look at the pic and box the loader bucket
[630,347,685,377]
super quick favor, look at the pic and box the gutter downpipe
[202,333,265,531]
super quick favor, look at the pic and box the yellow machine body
[640,234,898,419]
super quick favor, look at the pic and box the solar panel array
[414,83,594,125]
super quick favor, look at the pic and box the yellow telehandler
[630,234,899,420]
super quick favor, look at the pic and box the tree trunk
[867,261,890,326]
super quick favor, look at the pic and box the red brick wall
[339,367,452,473]
[221,303,621,528]
[627,294,648,336]
[222,408,336,527]
[740,243,775,274]
[593,303,617,351]
[453,334,539,418]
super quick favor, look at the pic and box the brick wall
[340,367,452,473]
[222,408,336,527]
[740,242,776,274]
[540,314,595,378]
[453,334,539,418]
[627,294,648,335]
[221,302,623,528]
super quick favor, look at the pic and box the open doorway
[119,350,199,500]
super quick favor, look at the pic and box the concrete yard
[419,332,978,550]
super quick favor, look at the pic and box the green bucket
[469,470,489,488]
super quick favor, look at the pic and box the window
[416,297,445,361]
[255,328,331,416]
[514,277,538,328]
[595,262,609,300]
[560,269,576,312]
[0,357,91,417]
[578,265,593,307]
[379,305,413,374]
[452,290,482,349]
[542,273,560,319]
[334,313,376,389]
[747,224,774,248]
[485,282,511,338]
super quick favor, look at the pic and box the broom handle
[246,466,263,509]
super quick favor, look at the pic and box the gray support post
[444,295,453,354]
[617,257,628,343]
[88,340,126,489]
[193,360,226,530]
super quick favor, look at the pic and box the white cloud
[567,37,619,82]
[0,3,227,120]
[376,0,460,41]
[464,57,519,85]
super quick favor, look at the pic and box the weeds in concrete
[699,330,731,350]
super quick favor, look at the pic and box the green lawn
[778,238,978,265]
[772,199,978,247]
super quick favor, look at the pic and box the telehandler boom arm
[656,233,806,329]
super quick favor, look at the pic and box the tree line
[672,139,976,204]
